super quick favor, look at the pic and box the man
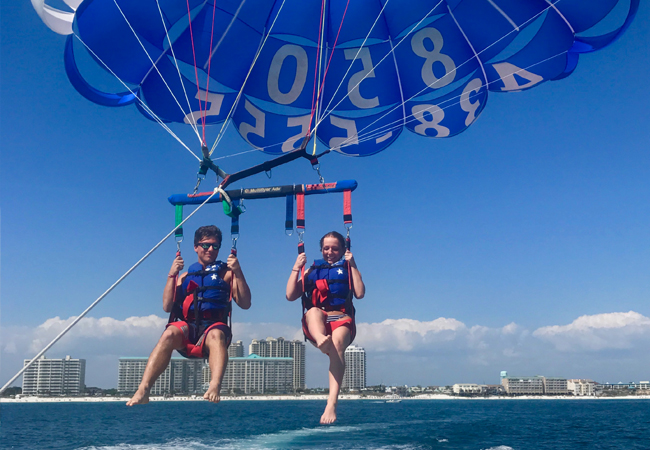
[127,225,251,405]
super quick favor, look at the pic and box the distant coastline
[3,394,649,403]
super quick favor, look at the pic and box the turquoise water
[2,399,649,449]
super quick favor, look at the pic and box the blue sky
[1,1,649,389]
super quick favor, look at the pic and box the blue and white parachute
[34,0,639,156]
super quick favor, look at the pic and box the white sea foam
[482,446,514,450]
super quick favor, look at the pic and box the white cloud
[3,311,650,388]
[532,311,650,351]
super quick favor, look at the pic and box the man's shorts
[167,320,232,359]
[302,309,356,345]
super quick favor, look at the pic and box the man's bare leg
[305,308,333,354]
[321,326,351,424]
[127,327,184,406]
[203,329,228,403]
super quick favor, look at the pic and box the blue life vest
[302,258,353,314]
[173,261,230,324]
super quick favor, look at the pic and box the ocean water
[2,399,649,450]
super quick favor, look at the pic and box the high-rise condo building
[22,355,86,396]
[216,354,294,394]
[249,337,305,390]
[118,357,205,395]
[343,344,366,390]
[229,340,244,357]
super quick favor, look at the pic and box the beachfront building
[118,357,205,395]
[452,383,483,394]
[543,377,568,395]
[343,344,366,390]
[229,340,244,357]
[214,354,294,394]
[249,337,305,390]
[567,379,595,396]
[22,355,86,396]
[500,371,568,395]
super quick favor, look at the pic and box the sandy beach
[3,394,649,403]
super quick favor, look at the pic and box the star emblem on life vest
[211,274,218,280]
[337,269,343,275]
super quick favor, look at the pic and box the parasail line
[155,0,201,138]
[208,0,289,157]
[314,0,445,130]
[202,0,220,143]
[309,0,328,132]
[112,0,202,144]
[319,0,392,120]
[343,50,569,150]
[486,0,519,32]
[320,0,561,142]
[204,0,247,71]
[72,33,200,161]
[309,0,352,146]
[0,188,221,394]
[185,0,205,142]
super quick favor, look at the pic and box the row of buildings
[450,371,650,396]
[21,338,367,396]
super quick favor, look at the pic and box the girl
[286,231,365,424]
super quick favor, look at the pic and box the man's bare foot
[126,388,150,406]
[204,383,221,403]
[320,402,337,424]
[315,335,333,354]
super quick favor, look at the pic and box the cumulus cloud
[3,311,650,388]
[532,311,650,351]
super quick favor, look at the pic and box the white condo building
[567,379,595,396]
[249,337,305,390]
[229,340,245,357]
[22,355,86,396]
[342,344,366,390]
[453,383,483,394]
[217,354,294,394]
[118,357,205,395]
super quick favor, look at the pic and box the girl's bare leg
[321,326,351,424]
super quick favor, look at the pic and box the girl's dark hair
[194,225,222,247]
[320,231,345,251]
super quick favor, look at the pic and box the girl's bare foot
[126,387,150,406]
[320,402,337,424]
[204,383,221,403]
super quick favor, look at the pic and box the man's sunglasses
[198,243,220,250]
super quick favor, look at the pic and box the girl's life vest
[169,261,231,326]
[302,258,354,315]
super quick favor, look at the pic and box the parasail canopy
[35,0,639,156]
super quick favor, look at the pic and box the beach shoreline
[2,394,649,403]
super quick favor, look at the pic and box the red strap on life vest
[182,280,200,319]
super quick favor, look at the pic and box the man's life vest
[302,258,354,315]
[169,261,231,328]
